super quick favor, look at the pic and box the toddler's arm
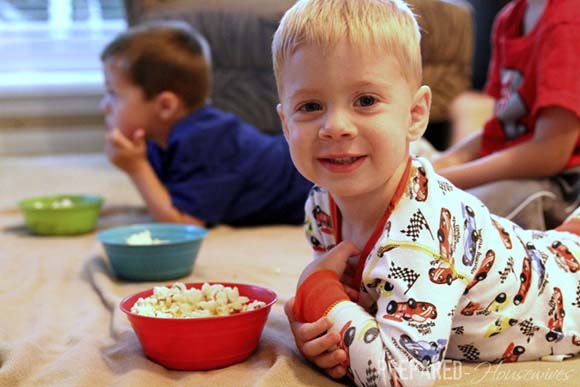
[293,242,467,386]
[431,130,482,171]
[105,128,205,226]
[436,106,580,189]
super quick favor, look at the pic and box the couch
[123,0,473,149]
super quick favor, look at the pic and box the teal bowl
[97,223,208,281]
[18,194,104,235]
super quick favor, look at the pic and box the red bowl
[120,282,277,370]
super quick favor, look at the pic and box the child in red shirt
[434,0,580,230]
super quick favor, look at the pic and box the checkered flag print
[572,283,580,307]
[438,180,454,194]
[388,261,420,294]
[448,306,457,317]
[498,256,515,284]
[400,209,433,241]
[519,318,539,343]
[365,360,379,387]
[458,344,480,361]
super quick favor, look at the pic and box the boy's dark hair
[101,20,211,110]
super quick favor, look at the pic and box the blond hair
[272,0,422,91]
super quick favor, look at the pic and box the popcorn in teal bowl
[97,223,208,281]
[18,194,104,235]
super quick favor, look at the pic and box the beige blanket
[1,154,578,387]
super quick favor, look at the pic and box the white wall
[0,20,124,155]
[0,70,105,155]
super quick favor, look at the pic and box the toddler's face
[277,40,427,200]
[100,60,156,139]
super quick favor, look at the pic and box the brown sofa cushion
[123,0,472,133]
[410,0,473,122]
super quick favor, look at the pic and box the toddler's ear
[277,103,290,141]
[156,91,182,120]
[407,85,431,141]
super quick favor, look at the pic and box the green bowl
[18,194,104,235]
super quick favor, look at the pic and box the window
[0,0,126,77]
[0,1,128,155]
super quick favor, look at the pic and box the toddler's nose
[319,110,356,140]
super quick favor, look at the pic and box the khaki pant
[467,168,580,230]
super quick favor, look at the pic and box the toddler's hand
[285,298,347,379]
[298,241,360,287]
[105,128,147,174]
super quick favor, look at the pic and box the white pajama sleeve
[327,247,468,387]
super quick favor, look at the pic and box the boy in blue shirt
[100,20,311,226]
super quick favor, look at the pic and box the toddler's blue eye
[300,102,322,112]
[357,95,376,107]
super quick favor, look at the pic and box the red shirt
[481,0,580,169]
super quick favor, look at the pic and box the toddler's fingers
[295,316,333,342]
[108,128,132,148]
[301,329,340,358]
[324,241,360,276]
[325,364,347,380]
[333,241,360,261]
[312,348,346,370]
